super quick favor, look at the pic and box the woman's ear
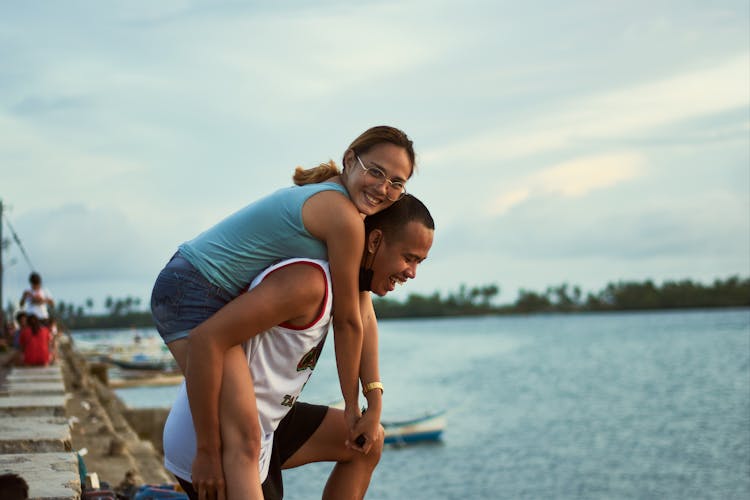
[367,229,383,254]
[343,149,355,172]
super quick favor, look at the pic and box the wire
[2,212,35,271]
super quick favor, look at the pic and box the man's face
[369,221,434,296]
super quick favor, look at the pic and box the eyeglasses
[356,155,407,201]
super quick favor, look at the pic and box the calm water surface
[79,309,750,499]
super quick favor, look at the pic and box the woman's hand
[191,448,226,500]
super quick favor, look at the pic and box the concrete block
[7,366,63,383]
[0,416,72,453]
[0,394,68,417]
[9,366,63,377]
[0,381,66,396]
[0,452,81,499]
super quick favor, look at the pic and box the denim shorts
[150,252,235,344]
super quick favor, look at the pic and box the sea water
[74,308,750,499]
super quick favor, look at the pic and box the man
[163,194,435,499]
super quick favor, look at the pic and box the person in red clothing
[19,314,51,366]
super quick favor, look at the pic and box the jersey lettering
[296,337,327,372]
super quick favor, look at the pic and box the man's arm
[185,263,326,496]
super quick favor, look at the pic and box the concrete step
[7,366,64,383]
[0,394,68,417]
[0,452,82,499]
[0,416,72,453]
[0,381,66,396]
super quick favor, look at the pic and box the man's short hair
[364,194,434,241]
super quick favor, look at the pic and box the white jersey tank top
[163,258,333,482]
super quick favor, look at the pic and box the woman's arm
[302,192,366,438]
[350,291,383,453]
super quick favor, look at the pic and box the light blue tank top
[178,182,349,296]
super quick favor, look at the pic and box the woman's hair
[29,272,41,286]
[293,160,340,186]
[364,194,434,240]
[346,125,416,177]
[293,125,415,186]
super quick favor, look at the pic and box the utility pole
[0,198,4,325]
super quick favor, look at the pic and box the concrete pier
[0,381,67,396]
[1,334,173,498]
[0,416,72,453]
[0,394,68,417]
[0,453,81,499]
[0,363,81,499]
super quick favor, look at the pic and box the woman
[150,125,416,497]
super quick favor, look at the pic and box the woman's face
[342,142,412,216]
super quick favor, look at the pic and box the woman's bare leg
[218,345,264,500]
[167,338,263,498]
[166,338,189,374]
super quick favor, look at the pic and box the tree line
[9,275,748,330]
[44,295,153,330]
[372,275,750,317]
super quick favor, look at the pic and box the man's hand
[343,403,363,450]
[346,407,380,454]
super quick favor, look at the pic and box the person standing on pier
[162,195,434,499]
[19,272,54,325]
[151,126,418,497]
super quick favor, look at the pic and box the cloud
[10,95,90,115]
[421,52,750,167]
[489,188,531,216]
[565,53,749,138]
[488,151,644,215]
[0,114,148,207]
[7,204,160,282]
[535,153,644,197]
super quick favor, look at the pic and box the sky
[1,0,748,313]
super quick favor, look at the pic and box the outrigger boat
[330,400,447,445]
[383,410,446,445]
[105,352,177,371]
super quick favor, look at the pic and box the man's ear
[367,229,383,254]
